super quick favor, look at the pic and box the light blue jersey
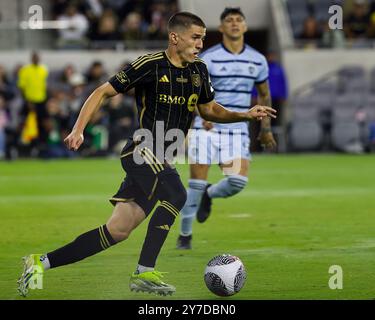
[193,43,269,134]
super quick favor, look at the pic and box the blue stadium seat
[289,121,323,151]
[331,122,362,152]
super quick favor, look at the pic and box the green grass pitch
[0,154,374,300]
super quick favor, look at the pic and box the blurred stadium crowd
[52,0,178,49]
[289,0,375,48]
[1,0,375,160]
[51,0,375,50]
[0,52,138,160]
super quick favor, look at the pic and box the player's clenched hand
[247,105,277,121]
[258,131,277,150]
[202,120,213,131]
[64,130,84,151]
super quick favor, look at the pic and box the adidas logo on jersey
[159,75,170,83]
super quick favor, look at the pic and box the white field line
[238,188,373,198]
[228,214,253,218]
[0,194,105,203]
[0,187,373,203]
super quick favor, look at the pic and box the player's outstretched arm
[197,100,276,124]
[64,82,118,151]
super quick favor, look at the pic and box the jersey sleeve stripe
[134,56,164,70]
[131,52,163,67]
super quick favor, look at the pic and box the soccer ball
[204,254,247,296]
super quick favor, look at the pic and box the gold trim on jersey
[164,50,188,69]
[109,197,135,202]
[148,177,159,200]
[194,57,206,65]
[139,92,146,128]
[141,147,164,172]
[131,52,163,68]
[133,53,164,70]
[141,152,158,174]
[120,151,134,158]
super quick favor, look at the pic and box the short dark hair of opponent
[220,7,245,21]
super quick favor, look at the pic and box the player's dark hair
[220,7,245,21]
[168,12,206,32]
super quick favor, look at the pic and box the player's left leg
[196,158,249,223]
[197,132,251,223]
[214,158,249,197]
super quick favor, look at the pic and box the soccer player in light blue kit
[177,7,277,249]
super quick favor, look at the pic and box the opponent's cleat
[176,234,192,250]
[17,254,44,297]
[196,184,212,223]
[129,271,176,296]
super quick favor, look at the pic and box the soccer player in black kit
[18,12,276,297]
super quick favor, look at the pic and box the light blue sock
[180,179,208,236]
[207,175,248,199]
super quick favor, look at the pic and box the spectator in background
[121,12,148,48]
[103,93,137,154]
[147,1,169,40]
[370,121,375,152]
[368,1,375,38]
[84,61,107,93]
[91,8,120,41]
[51,0,71,18]
[265,51,288,127]
[67,72,86,117]
[298,16,322,48]
[81,107,109,157]
[0,95,8,159]
[42,97,72,159]
[0,65,16,102]
[48,64,76,95]
[82,0,104,23]
[252,51,288,128]
[321,21,346,48]
[57,3,89,49]
[344,0,370,39]
[17,52,49,152]
[118,0,147,22]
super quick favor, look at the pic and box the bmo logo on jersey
[158,94,198,112]
[158,94,186,105]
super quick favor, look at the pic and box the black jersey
[108,51,214,151]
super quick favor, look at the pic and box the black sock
[138,201,179,267]
[47,225,116,268]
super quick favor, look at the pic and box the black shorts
[110,143,179,216]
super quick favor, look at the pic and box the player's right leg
[177,163,210,249]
